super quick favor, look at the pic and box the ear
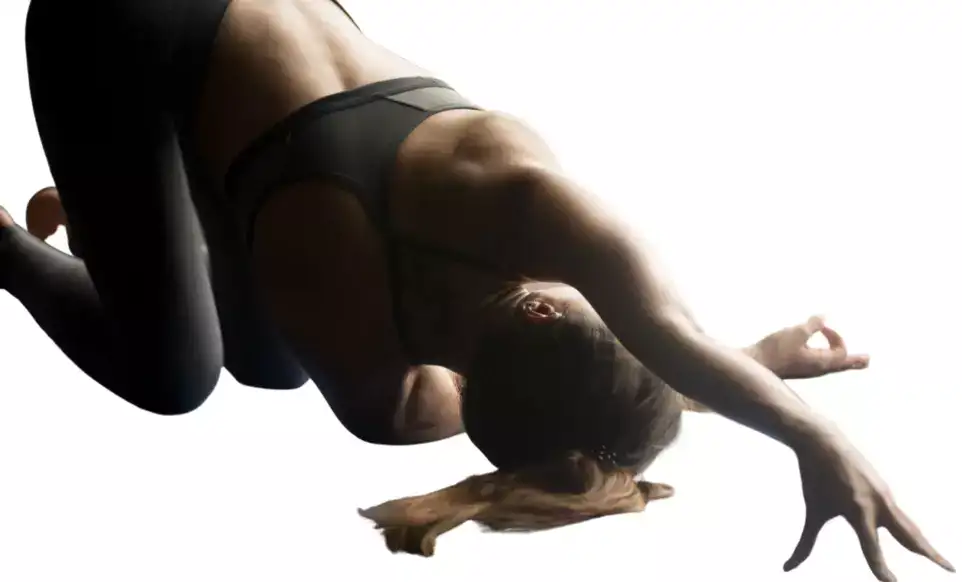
[521,298,563,323]
[635,480,675,501]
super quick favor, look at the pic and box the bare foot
[25,187,66,240]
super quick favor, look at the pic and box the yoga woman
[1,0,952,578]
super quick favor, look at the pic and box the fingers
[811,321,871,374]
[800,315,827,337]
[885,505,956,573]
[819,325,847,351]
[840,353,871,371]
[816,350,870,374]
[850,513,897,582]
[784,511,826,572]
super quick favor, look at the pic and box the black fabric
[223,76,486,362]
[224,77,480,246]
[0,0,309,415]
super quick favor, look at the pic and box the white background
[0,1,959,580]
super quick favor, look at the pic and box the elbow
[338,405,463,446]
[341,419,454,447]
[336,407,406,446]
[343,424,405,447]
[332,367,464,446]
[336,407,439,446]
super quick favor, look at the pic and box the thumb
[784,512,825,572]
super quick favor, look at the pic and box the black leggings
[0,0,307,415]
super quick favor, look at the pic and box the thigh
[190,182,309,390]
[25,0,224,406]
[32,180,307,391]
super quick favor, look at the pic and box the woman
[0,0,951,578]
[22,191,876,550]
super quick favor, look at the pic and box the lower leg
[21,189,307,391]
[0,207,123,389]
[0,205,214,413]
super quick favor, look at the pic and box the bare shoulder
[392,109,625,283]
[452,111,561,169]
[391,110,562,250]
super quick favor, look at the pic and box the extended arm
[505,168,841,452]
[430,106,950,582]
[683,345,807,413]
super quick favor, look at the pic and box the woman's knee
[139,375,220,416]
[126,354,223,416]
[224,351,308,390]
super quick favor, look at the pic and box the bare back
[185,0,557,438]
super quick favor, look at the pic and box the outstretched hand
[750,315,869,380]
[786,441,955,581]
[751,316,953,580]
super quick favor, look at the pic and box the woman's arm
[396,366,465,443]
[334,364,463,446]
[397,152,952,576]
[500,167,841,451]
[684,345,806,413]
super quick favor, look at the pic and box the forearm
[513,168,842,453]
[607,285,838,451]
[624,254,805,415]
[682,344,804,413]
[566,226,835,448]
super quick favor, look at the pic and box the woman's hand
[786,438,955,581]
[748,316,869,380]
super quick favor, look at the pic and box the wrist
[742,343,767,368]
[786,416,846,456]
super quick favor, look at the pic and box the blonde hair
[359,300,684,555]
[358,451,675,556]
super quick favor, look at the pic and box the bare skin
[24,187,869,420]
[4,1,951,579]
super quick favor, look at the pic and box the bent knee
[224,351,308,390]
[229,367,309,390]
[140,385,216,416]
[130,364,222,416]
